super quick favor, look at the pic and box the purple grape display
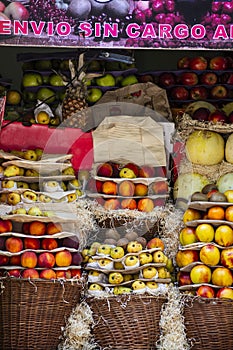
[28,0,75,26]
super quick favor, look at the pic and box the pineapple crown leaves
[59,54,104,91]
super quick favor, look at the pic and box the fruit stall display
[137,55,233,120]
[2,51,233,350]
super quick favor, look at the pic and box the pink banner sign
[0,0,232,49]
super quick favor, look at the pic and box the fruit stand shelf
[0,121,93,171]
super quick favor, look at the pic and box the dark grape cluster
[74,13,133,40]
[28,0,75,26]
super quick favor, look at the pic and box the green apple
[22,73,43,87]
[27,206,43,216]
[121,74,138,87]
[36,87,56,104]
[22,61,35,71]
[87,88,102,104]
[113,286,132,295]
[12,208,27,215]
[96,73,116,87]
[49,74,64,87]
[42,75,50,85]
[35,60,52,70]
[22,90,37,102]
[87,59,102,71]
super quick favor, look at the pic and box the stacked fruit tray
[176,194,233,299]
[0,149,85,207]
[0,215,83,280]
[83,237,172,296]
[86,161,169,212]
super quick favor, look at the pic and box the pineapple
[62,55,88,129]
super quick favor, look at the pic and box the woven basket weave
[0,277,83,350]
[87,294,166,350]
[184,297,233,350]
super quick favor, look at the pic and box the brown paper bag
[92,115,167,167]
[96,82,172,121]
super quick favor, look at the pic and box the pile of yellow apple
[0,218,83,280]
[176,197,233,299]
[87,161,169,212]
[82,236,174,295]
[0,148,85,204]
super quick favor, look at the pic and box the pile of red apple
[83,236,173,295]
[176,200,233,300]
[87,161,169,212]
[154,55,233,102]
[0,218,83,280]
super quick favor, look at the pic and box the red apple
[124,163,139,177]
[177,56,190,69]
[209,56,228,70]
[223,1,233,14]
[208,110,227,123]
[4,2,29,20]
[210,85,228,99]
[189,56,208,70]
[212,266,233,286]
[62,236,79,249]
[179,72,199,86]
[177,271,192,286]
[220,72,233,85]
[71,252,83,265]
[216,287,233,299]
[0,254,9,266]
[8,269,21,278]
[200,72,218,85]
[138,74,154,84]
[97,162,113,177]
[196,285,215,298]
[0,1,5,12]
[190,86,208,100]
[151,180,168,194]
[228,111,233,123]
[192,107,210,121]
[138,165,155,178]
[154,166,167,177]
[220,248,233,269]
[170,86,189,100]
[158,72,176,87]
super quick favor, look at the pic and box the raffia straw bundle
[157,286,190,350]
[175,113,233,143]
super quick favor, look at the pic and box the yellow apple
[97,244,111,255]
[24,150,38,161]
[7,192,21,205]
[142,266,158,279]
[153,251,166,263]
[110,246,125,259]
[224,190,233,203]
[89,283,103,291]
[108,272,124,284]
[124,255,139,267]
[139,252,153,265]
[132,280,146,291]
[126,241,143,253]
[4,165,20,177]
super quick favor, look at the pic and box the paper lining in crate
[87,293,167,350]
[178,156,233,183]
[183,295,233,350]
[0,276,84,350]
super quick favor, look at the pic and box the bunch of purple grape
[132,0,185,26]
[28,0,75,26]
[201,0,233,35]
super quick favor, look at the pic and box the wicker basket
[0,277,83,350]
[87,294,166,350]
[184,297,233,350]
